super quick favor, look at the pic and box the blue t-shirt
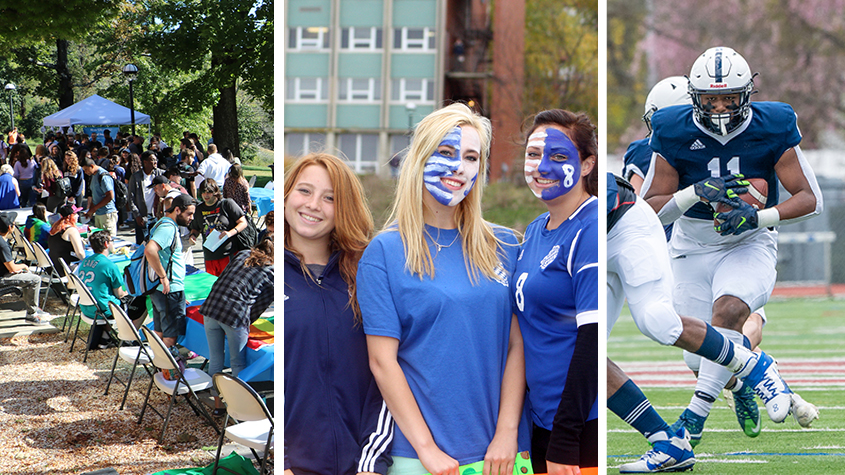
[650,102,800,220]
[76,253,123,318]
[149,217,184,292]
[512,197,600,429]
[91,168,117,215]
[357,224,525,464]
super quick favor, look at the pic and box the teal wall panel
[286,53,331,77]
[287,0,332,26]
[393,0,436,27]
[285,104,329,128]
[340,0,383,26]
[390,54,436,78]
[338,54,382,76]
[389,104,435,129]
[336,105,382,129]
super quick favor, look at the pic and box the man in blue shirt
[82,157,118,238]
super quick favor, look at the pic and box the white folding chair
[210,372,274,475]
[248,175,257,188]
[58,258,80,335]
[31,242,70,311]
[12,226,39,269]
[105,301,159,413]
[138,326,220,442]
[9,225,28,262]
[66,272,116,363]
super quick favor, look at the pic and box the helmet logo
[710,84,728,88]
[714,50,724,82]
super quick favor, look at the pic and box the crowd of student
[0,126,275,420]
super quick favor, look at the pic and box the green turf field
[607,298,845,474]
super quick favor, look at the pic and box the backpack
[54,176,72,200]
[123,220,178,297]
[100,171,128,210]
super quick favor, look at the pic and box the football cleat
[618,427,695,473]
[735,351,793,423]
[668,408,705,448]
[792,392,820,428]
[733,383,761,437]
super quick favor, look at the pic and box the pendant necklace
[424,227,460,253]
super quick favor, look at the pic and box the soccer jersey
[76,253,123,318]
[622,138,653,182]
[358,225,524,464]
[650,102,801,221]
[512,197,599,430]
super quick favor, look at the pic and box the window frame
[288,26,331,51]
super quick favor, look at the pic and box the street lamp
[122,64,139,135]
[405,102,417,131]
[4,83,15,131]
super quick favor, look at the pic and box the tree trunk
[56,39,74,109]
[212,82,239,158]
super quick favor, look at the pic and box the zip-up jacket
[284,249,393,475]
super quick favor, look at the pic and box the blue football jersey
[622,138,652,181]
[650,102,801,220]
[512,197,599,428]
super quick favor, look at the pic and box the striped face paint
[524,127,581,201]
[423,126,479,207]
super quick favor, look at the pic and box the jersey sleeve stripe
[577,262,598,274]
[576,310,599,327]
[566,228,583,276]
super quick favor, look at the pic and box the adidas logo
[690,139,706,150]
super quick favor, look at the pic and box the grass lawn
[608,298,845,474]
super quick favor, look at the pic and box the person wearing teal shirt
[75,230,127,350]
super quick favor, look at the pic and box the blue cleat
[668,408,705,448]
[618,427,695,473]
[735,351,793,423]
[733,383,761,437]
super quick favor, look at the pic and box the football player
[643,46,824,446]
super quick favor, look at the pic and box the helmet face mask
[688,46,754,135]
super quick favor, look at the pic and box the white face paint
[423,125,481,207]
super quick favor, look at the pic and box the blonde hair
[0,164,11,176]
[385,102,507,282]
[41,156,61,181]
[284,153,374,322]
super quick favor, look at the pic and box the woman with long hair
[200,233,274,413]
[358,103,527,474]
[63,151,85,206]
[284,153,393,474]
[512,109,598,474]
[48,203,86,275]
[40,156,64,212]
[222,163,251,214]
[31,145,49,206]
[13,146,36,207]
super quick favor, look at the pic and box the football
[713,177,768,225]
[792,393,820,428]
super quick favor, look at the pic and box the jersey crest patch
[690,139,706,150]
[540,245,559,270]
[494,262,509,287]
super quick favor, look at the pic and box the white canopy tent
[42,94,150,128]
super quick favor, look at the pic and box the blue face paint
[526,128,581,201]
[423,126,469,207]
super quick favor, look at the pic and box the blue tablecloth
[249,187,274,217]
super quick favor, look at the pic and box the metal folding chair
[105,301,159,414]
[211,373,274,475]
[66,272,116,363]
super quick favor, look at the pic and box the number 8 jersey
[511,197,599,431]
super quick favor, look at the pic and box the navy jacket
[284,249,393,475]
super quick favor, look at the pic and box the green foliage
[524,0,599,121]
[0,0,123,46]
[607,0,648,151]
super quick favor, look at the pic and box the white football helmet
[688,46,755,135]
[642,76,692,136]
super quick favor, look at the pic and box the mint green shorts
[387,456,427,475]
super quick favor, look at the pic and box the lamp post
[122,64,139,135]
[4,83,15,131]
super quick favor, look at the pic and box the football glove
[714,198,759,236]
[694,174,749,204]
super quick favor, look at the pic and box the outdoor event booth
[42,94,151,131]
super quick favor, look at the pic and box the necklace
[424,227,460,253]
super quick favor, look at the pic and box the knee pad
[633,299,682,346]
[684,350,702,373]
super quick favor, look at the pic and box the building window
[339,133,379,174]
[341,27,383,50]
[391,78,435,103]
[286,77,328,102]
[339,78,381,102]
[393,27,436,51]
[289,26,331,50]
[285,133,327,157]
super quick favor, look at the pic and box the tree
[134,0,273,157]
[524,0,599,122]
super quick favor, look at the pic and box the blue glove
[714,198,759,235]
[694,174,749,204]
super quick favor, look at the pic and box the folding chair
[58,258,80,334]
[31,242,71,310]
[11,226,39,269]
[105,301,159,413]
[248,174,257,188]
[138,326,220,442]
[9,225,28,262]
[66,272,116,363]
[211,373,274,475]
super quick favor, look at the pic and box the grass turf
[607,298,845,474]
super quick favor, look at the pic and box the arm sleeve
[221,199,245,229]
[356,380,394,474]
[356,242,402,339]
[249,270,275,323]
[546,323,598,465]
[127,174,140,213]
